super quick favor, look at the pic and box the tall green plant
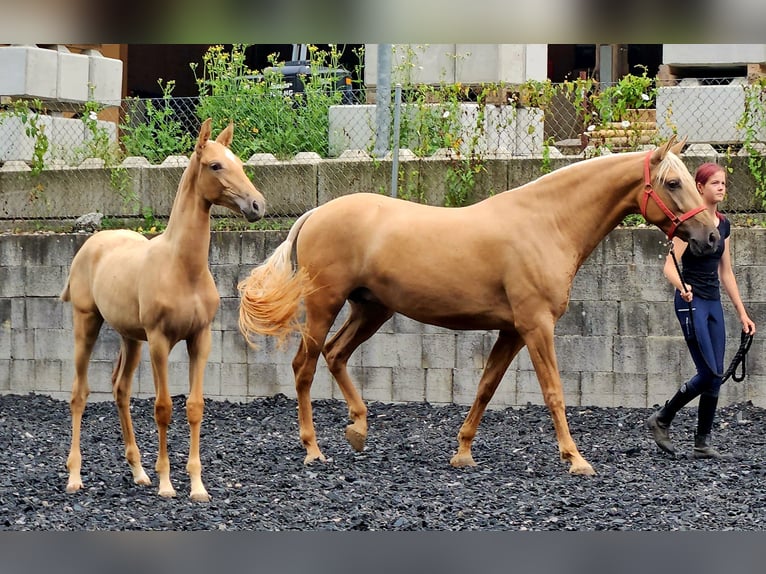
[0,99,49,175]
[121,79,193,163]
[737,78,766,210]
[191,44,349,160]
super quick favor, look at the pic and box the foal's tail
[238,209,316,349]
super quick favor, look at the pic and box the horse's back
[65,230,149,310]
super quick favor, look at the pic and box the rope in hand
[668,241,753,383]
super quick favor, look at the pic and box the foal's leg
[451,330,524,468]
[293,295,345,464]
[323,300,393,452]
[147,332,176,497]
[66,309,103,493]
[523,321,594,475]
[112,337,150,487]
[185,328,211,502]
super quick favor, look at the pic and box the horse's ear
[651,135,676,164]
[669,135,687,156]
[196,118,212,152]
[216,122,234,148]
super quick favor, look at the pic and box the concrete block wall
[1,228,764,410]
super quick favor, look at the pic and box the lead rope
[668,242,753,383]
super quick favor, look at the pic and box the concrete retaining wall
[1,228,764,409]
[1,149,764,219]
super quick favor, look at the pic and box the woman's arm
[663,236,693,301]
[719,236,756,334]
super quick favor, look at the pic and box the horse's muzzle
[687,228,720,256]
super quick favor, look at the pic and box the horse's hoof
[345,426,367,452]
[303,452,327,465]
[66,480,83,494]
[158,487,177,498]
[450,453,477,468]
[569,462,596,476]
[190,491,211,503]
[133,472,151,487]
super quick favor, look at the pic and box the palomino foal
[62,119,265,501]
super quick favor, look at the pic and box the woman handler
[646,162,756,458]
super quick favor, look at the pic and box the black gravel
[1,392,765,531]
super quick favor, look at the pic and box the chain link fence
[1,77,765,228]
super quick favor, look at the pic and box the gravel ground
[1,392,765,531]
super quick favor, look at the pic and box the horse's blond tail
[237,209,316,349]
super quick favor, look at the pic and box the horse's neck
[162,168,212,273]
[509,154,638,263]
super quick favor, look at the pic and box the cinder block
[614,373,648,407]
[220,362,248,398]
[210,264,241,299]
[557,335,612,372]
[90,327,121,361]
[422,333,455,368]
[455,332,486,370]
[33,358,63,392]
[392,367,425,403]
[359,333,421,368]
[581,371,616,401]
[33,328,71,361]
[0,360,10,391]
[25,265,69,297]
[353,366,392,402]
[425,368,453,404]
[0,267,25,298]
[613,336,649,374]
[247,362,285,398]
[452,368,483,405]
[570,264,602,301]
[11,328,34,360]
[487,370,516,409]
[10,359,34,392]
[582,300,619,336]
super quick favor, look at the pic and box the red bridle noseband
[639,150,706,239]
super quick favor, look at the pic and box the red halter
[639,150,706,239]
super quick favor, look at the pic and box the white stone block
[0,114,54,162]
[0,45,57,99]
[663,44,766,66]
[86,49,123,105]
[656,85,755,143]
[56,46,89,102]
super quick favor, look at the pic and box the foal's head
[192,118,266,222]
[645,137,719,256]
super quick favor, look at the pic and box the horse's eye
[666,179,681,190]
[210,162,222,171]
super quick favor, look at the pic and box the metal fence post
[374,44,392,158]
[391,83,402,198]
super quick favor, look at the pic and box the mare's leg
[66,308,103,493]
[112,337,150,487]
[185,328,211,502]
[293,294,345,464]
[523,321,594,475]
[323,300,394,451]
[451,330,524,467]
[147,331,176,497]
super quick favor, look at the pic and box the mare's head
[642,136,719,255]
[192,118,266,222]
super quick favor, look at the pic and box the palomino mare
[239,137,719,475]
[62,119,265,501]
